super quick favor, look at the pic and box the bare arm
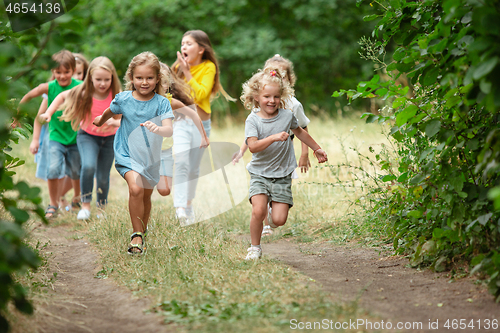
[247,131,289,154]
[19,83,49,105]
[232,139,248,165]
[298,127,311,173]
[291,127,327,163]
[93,107,116,127]
[141,118,173,137]
[29,98,48,154]
[39,90,70,122]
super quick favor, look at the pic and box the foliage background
[40,0,377,118]
[334,0,500,300]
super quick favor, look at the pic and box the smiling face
[181,35,205,66]
[132,64,159,100]
[255,81,281,118]
[53,65,74,87]
[73,62,85,81]
[91,68,112,98]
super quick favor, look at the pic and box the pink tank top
[80,91,117,137]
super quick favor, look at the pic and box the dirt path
[262,238,500,332]
[28,223,500,333]
[30,224,174,333]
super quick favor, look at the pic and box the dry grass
[9,115,391,332]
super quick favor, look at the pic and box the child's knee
[128,185,144,198]
[273,216,287,227]
[158,188,170,196]
[251,206,267,221]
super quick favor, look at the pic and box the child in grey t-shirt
[241,67,328,260]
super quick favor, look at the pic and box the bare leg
[157,175,172,196]
[270,202,289,227]
[47,178,62,217]
[60,176,72,197]
[249,194,268,246]
[124,171,154,251]
[71,178,80,206]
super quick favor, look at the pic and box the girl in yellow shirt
[172,30,234,224]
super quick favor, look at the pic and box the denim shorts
[248,172,293,207]
[47,140,81,180]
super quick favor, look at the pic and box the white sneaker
[176,207,188,226]
[77,209,91,220]
[245,246,262,260]
[267,205,278,228]
[186,206,196,225]
[262,225,274,236]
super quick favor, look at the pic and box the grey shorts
[248,173,293,208]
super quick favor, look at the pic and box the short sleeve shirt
[252,96,309,135]
[48,78,82,145]
[110,91,174,185]
[245,109,299,178]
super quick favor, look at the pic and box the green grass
[10,115,391,332]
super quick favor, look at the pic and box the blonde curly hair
[240,67,294,110]
[124,51,167,95]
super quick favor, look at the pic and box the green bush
[0,12,85,330]
[335,0,500,300]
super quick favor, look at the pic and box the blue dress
[109,91,174,187]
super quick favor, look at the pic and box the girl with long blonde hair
[41,56,122,221]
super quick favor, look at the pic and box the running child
[41,56,122,220]
[31,54,89,210]
[73,53,89,81]
[241,68,327,260]
[93,51,174,254]
[172,29,234,224]
[233,54,313,235]
[20,50,83,218]
[157,63,209,198]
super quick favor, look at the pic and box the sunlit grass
[10,114,391,331]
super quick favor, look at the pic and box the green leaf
[445,95,462,108]
[363,14,380,22]
[410,174,425,185]
[421,67,440,86]
[396,105,418,126]
[407,210,423,218]
[477,213,493,226]
[450,177,464,192]
[382,175,397,182]
[392,97,406,109]
[365,114,379,123]
[398,172,408,182]
[7,207,30,223]
[472,57,498,80]
[425,119,441,137]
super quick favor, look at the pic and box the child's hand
[299,155,311,173]
[141,121,159,134]
[39,113,51,123]
[176,51,190,75]
[29,139,40,155]
[273,131,289,142]
[200,135,210,149]
[93,115,103,127]
[232,150,243,165]
[313,149,328,163]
